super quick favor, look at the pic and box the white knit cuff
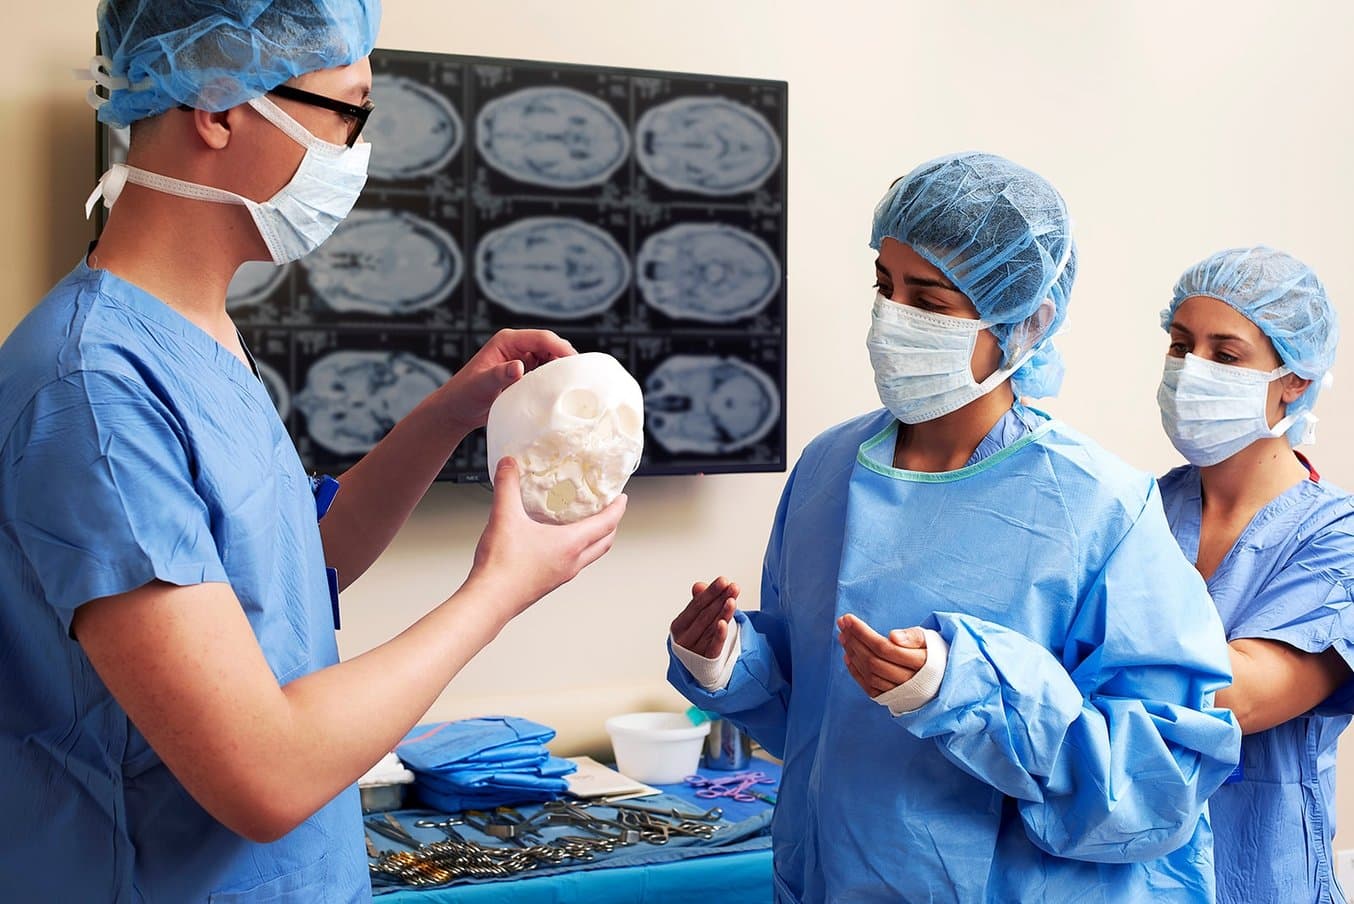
[671,617,741,692]
[872,629,949,716]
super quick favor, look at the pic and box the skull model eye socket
[615,405,642,437]
[558,388,602,420]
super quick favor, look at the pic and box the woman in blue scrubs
[0,3,624,901]
[1156,247,1353,904]
[667,152,1241,902]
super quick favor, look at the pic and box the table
[370,762,778,904]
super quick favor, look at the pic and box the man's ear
[193,107,234,150]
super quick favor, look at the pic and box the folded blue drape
[397,716,576,811]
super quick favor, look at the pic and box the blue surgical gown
[1160,463,1354,904]
[0,260,368,902]
[669,407,1241,902]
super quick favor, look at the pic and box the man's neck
[88,184,258,346]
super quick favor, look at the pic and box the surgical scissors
[683,770,776,802]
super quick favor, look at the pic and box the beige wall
[8,0,1354,848]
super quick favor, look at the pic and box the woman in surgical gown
[667,153,1242,903]
[1155,247,1354,904]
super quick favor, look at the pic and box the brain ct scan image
[635,96,781,196]
[295,351,452,455]
[226,261,291,311]
[475,216,630,319]
[300,209,463,316]
[644,355,781,455]
[636,223,780,323]
[254,359,291,421]
[366,74,464,181]
[475,86,630,188]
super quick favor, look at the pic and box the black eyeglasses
[268,83,375,147]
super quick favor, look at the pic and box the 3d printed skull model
[486,353,644,524]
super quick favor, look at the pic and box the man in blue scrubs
[0,3,625,900]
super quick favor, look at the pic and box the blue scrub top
[670,408,1239,903]
[1160,462,1354,904]
[0,261,368,902]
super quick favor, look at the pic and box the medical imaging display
[476,86,631,188]
[635,96,782,196]
[636,223,780,323]
[295,350,453,456]
[97,50,788,480]
[475,217,631,318]
[301,209,464,316]
[644,354,782,455]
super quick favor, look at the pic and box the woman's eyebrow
[903,275,962,292]
[875,259,961,293]
[1170,322,1253,346]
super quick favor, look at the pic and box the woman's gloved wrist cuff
[671,618,741,692]
[872,629,949,716]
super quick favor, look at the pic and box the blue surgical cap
[93,0,382,128]
[869,152,1077,399]
[1162,246,1338,445]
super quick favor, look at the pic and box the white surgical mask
[1157,354,1312,466]
[85,95,370,264]
[866,293,1045,424]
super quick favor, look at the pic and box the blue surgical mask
[86,95,370,264]
[1157,354,1311,466]
[866,293,1040,424]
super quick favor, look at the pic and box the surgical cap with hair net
[869,152,1077,399]
[92,0,381,129]
[1162,246,1338,446]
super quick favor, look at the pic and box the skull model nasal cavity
[486,353,644,524]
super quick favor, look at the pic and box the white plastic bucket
[605,712,711,784]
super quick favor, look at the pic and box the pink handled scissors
[683,771,775,802]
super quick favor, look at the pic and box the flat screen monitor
[95,49,788,483]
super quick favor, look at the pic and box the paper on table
[565,756,660,800]
[358,752,415,788]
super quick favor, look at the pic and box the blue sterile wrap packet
[397,717,577,811]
